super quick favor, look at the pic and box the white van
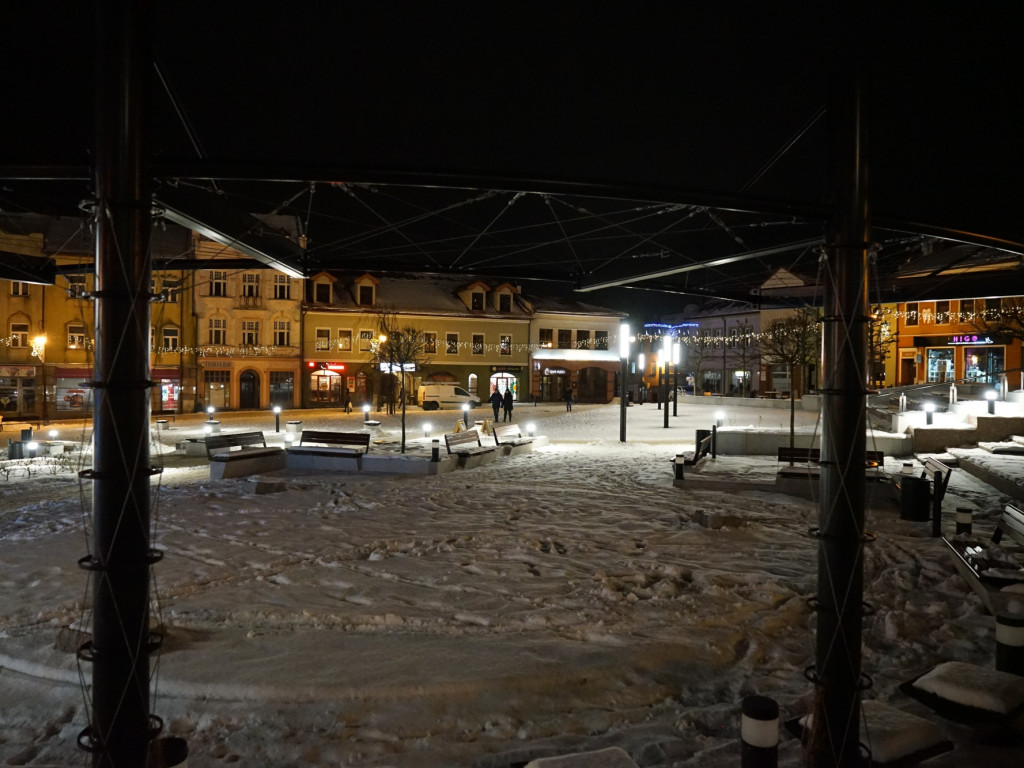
[417,384,481,411]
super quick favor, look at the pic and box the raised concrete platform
[713,427,912,457]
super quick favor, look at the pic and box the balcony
[235,294,264,310]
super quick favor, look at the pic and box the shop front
[912,333,1010,386]
[487,365,525,402]
[0,365,38,419]
[54,367,93,415]
[529,350,619,403]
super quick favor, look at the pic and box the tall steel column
[87,1,155,766]
[811,37,871,768]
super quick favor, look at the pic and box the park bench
[777,447,885,480]
[942,503,1024,616]
[205,431,286,479]
[286,430,371,471]
[491,423,534,455]
[890,456,952,530]
[671,428,716,481]
[444,429,497,468]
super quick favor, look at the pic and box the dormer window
[358,285,374,306]
[315,282,331,303]
[498,293,511,313]
[471,292,484,311]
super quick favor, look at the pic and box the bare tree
[684,334,718,396]
[376,310,432,453]
[760,308,821,452]
[727,319,759,397]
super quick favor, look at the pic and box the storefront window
[56,377,92,411]
[203,370,230,408]
[269,371,294,408]
[926,348,954,383]
[964,346,1004,384]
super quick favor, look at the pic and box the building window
[557,329,572,349]
[273,320,290,346]
[934,300,950,324]
[203,369,230,409]
[446,333,459,354]
[472,333,484,355]
[905,302,918,327]
[500,334,511,355]
[959,299,972,320]
[337,330,352,351]
[161,278,180,303]
[162,326,179,350]
[208,317,226,345]
[67,275,87,298]
[424,332,437,354]
[273,275,291,299]
[729,328,739,348]
[471,292,484,311]
[499,294,512,313]
[240,321,259,346]
[539,328,553,348]
[358,285,374,306]
[315,328,331,350]
[269,371,294,408]
[314,282,331,303]
[594,330,608,350]
[210,270,227,297]
[576,330,591,349]
[713,329,723,348]
[11,322,28,347]
[242,273,260,297]
[359,329,374,351]
[11,281,29,297]
[983,298,1001,318]
[67,324,87,349]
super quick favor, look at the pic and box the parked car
[416,384,481,410]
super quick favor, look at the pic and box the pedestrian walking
[502,388,514,422]
[489,389,503,421]
[564,387,574,412]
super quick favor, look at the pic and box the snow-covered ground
[2,400,1023,767]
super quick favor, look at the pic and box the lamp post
[362,404,371,423]
[662,335,671,429]
[31,334,47,425]
[672,341,680,417]
[619,322,630,443]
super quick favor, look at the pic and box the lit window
[446,333,459,354]
[337,330,352,350]
[273,320,290,346]
[273,274,291,299]
[359,330,374,351]
[905,302,918,327]
[423,332,437,354]
[162,327,179,350]
[500,335,511,355]
[241,320,259,346]
[68,324,87,349]
[539,329,553,348]
[315,328,330,350]
[11,322,28,346]
[67,275,87,298]
[472,334,484,355]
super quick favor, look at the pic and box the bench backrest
[492,423,522,444]
[205,431,267,458]
[445,430,481,451]
[778,447,818,463]
[298,430,370,449]
[921,457,953,496]
[995,503,1024,548]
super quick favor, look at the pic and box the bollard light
[715,410,725,428]
[924,402,935,425]
[207,405,215,419]
[26,441,39,450]
[526,421,536,438]
[986,389,997,415]
[462,402,470,428]
[423,422,432,438]
[283,431,295,444]
[363,404,371,422]
[273,405,281,432]
[431,438,440,462]
[203,424,212,434]
[48,429,58,439]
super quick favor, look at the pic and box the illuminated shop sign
[378,362,416,372]
[543,367,568,375]
[948,334,994,345]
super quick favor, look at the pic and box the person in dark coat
[502,387,514,422]
[564,387,574,412]
[489,389,503,421]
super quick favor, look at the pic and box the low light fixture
[526,421,536,438]
[924,402,935,425]
[715,410,725,428]
[48,429,58,439]
[423,422,432,438]
[986,390,997,414]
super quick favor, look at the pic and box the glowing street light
[273,405,281,432]
[924,402,935,425]
[986,390,997,415]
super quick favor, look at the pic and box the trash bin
[899,475,930,521]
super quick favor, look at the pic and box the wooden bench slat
[295,430,370,453]
[205,431,273,459]
[942,503,1024,615]
[492,423,533,446]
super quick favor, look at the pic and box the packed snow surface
[2,400,1023,766]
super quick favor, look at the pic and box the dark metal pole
[88,2,155,767]
[812,22,869,767]
[619,355,628,442]
[663,364,670,428]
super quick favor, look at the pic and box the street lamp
[672,341,680,417]
[662,335,671,429]
[31,334,47,425]
[619,322,630,443]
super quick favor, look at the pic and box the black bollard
[996,613,1024,677]
[431,439,440,462]
[740,695,779,768]
[955,507,973,535]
